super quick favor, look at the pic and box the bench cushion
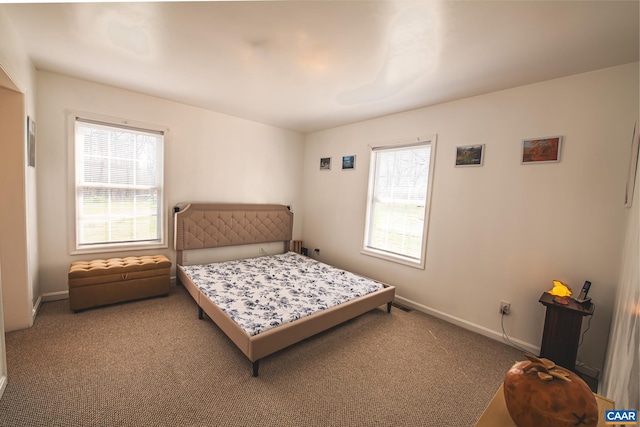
[69,255,171,288]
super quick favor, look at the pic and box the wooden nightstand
[538,292,594,372]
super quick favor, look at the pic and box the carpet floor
[0,285,523,426]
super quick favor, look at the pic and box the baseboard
[39,277,178,303]
[0,374,6,400]
[394,295,540,355]
[31,295,42,320]
[41,290,69,302]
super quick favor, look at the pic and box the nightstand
[538,292,594,372]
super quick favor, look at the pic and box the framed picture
[320,157,331,170]
[521,136,562,164]
[342,155,356,170]
[625,123,639,208]
[455,144,484,167]
[27,116,36,167]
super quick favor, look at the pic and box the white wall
[301,63,639,375]
[0,6,39,331]
[36,71,305,297]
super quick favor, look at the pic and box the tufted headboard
[173,203,293,265]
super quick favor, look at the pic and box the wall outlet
[500,301,511,315]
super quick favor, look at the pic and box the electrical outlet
[500,301,511,315]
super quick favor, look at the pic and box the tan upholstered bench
[68,255,171,311]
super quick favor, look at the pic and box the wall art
[455,144,484,167]
[320,157,331,170]
[342,155,356,170]
[521,136,562,164]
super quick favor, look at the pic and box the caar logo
[606,410,638,425]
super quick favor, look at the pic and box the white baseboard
[41,290,69,302]
[38,277,178,304]
[31,295,42,320]
[394,295,540,355]
[0,374,6,400]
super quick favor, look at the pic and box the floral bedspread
[180,251,384,336]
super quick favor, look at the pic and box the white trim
[71,242,169,256]
[0,55,26,93]
[394,295,540,355]
[0,374,6,401]
[362,135,437,269]
[360,247,425,269]
[42,290,69,302]
[66,110,169,255]
[39,276,177,303]
[31,294,42,319]
[0,263,6,401]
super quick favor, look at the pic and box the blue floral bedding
[180,251,384,336]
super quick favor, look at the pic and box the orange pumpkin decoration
[503,356,598,427]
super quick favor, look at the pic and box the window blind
[75,119,164,246]
[365,143,431,262]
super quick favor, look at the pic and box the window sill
[71,241,168,256]
[361,248,425,270]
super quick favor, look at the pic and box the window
[362,137,436,268]
[70,113,166,253]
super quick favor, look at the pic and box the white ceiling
[3,1,639,134]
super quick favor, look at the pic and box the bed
[174,203,396,376]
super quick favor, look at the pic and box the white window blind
[74,118,164,248]
[363,141,434,267]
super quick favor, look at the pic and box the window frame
[67,110,169,255]
[361,135,437,269]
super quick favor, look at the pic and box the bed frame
[174,203,396,376]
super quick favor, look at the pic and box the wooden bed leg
[198,306,204,319]
[387,302,392,313]
[252,360,260,377]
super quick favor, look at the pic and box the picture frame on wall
[625,122,639,208]
[342,155,356,170]
[455,144,484,167]
[27,116,36,168]
[521,136,562,164]
[320,157,331,170]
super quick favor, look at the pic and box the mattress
[180,251,385,337]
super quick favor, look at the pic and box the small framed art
[455,144,484,167]
[342,155,355,170]
[27,116,36,167]
[521,136,562,164]
[625,123,639,208]
[320,157,331,170]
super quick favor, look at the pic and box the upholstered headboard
[173,203,293,265]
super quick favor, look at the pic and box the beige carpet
[0,285,523,426]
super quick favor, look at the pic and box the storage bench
[68,255,171,311]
